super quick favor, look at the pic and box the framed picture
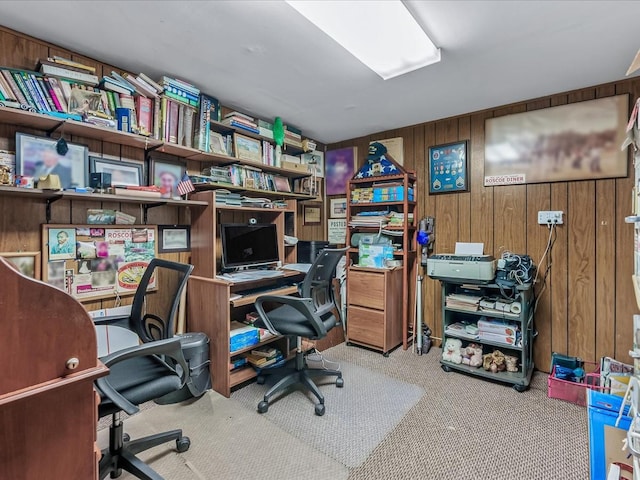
[330,197,347,218]
[484,95,629,185]
[90,156,143,187]
[15,132,89,189]
[428,140,469,194]
[158,225,191,253]
[326,147,356,195]
[301,150,325,178]
[150,156,185,199]
[273,176,291,192]
[304,206,321,225]
[233,133,262,163]
[48,227,77,261]
[210,132,229,156]
[293,177,322,198]
[0,251,41,279]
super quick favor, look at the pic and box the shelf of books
[194,182,313,201]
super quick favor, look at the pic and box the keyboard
[217,269,285,282]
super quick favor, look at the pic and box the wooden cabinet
[346,266,403,355]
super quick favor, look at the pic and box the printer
[425,254,496,282]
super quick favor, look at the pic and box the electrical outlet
[538,210,564,225]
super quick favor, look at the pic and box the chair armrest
[96,337,188,416]
[254,295,327,338]
[92,314,131,329]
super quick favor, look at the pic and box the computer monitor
[220,223,280,270]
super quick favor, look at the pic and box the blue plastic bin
[587,389,631,480]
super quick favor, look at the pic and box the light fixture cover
[286,0,441,80]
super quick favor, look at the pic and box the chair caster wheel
[336,377,344,388]
[110,469,122,478]
[176,436,190,453]
[256,376,265,385]
[258,401,269,414]
[513,384,528,393]
[315,403,325,416]
[441,364,452,373]
[122,433,130,442]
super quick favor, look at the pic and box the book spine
[138,72,163,93]
[177,103,185,145]
[43,77,63,111]
[12,72,37,109]
[99,89,112,117]
[161,96,168,142]
[40,63,99,85]
[230,121,260,134]
[1,70,28,105]
[161,76,199,95]
[136,95,152,136]
[184,106,195,148]
[163,84,199,102]
[36,76,56,111]
[163,89,198,107]
[106,90,116,115]
[51,56,96,73]
[0,75,10,100]
[153,96,161,140]
[196,95,211,152]
[0,73,16,101]
[169,99,179,143]
[113,91,121,109]
[58,79,73,105]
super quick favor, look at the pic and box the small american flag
[177,173,195,196]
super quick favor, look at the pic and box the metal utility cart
[438,279,534,392]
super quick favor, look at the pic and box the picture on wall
[484,95,629,186]
[150,156,185,199]
[0,251,41,279]
[325,147,356,196]
[90,156,143,187]
[428,141,468,194]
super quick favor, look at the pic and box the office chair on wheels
[94,258,195,479]
[254,247,349,416]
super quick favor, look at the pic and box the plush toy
[482,350,507,373]
[461,343,483,368]
[442,338,463,364]
[504,355,519,373]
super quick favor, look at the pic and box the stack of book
[243,346,284,370]
[387,211,413,226]
[221,111,259,134]
[262,140,275,166]
[113,185,162,198]
[258,119,274,140]
[348,212,390,227]
[445,293,482,311]
[214,191,242,206]
[284,125,302,149]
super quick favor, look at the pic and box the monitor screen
[220,223,280,269]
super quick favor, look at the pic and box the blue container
[587,389,631,480]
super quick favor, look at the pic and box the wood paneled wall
[330,79,640,370]
[0,26,191,313]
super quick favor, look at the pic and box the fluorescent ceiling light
[286,0,441,80]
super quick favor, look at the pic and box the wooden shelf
[229,366,257,387]
[62,119,162,149]
[194,182,314,200]
[230,285,299,307]
[0,105,62,131]
[0,185,58,199]
[349,173,417,184]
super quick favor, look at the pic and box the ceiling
[2,1,640,144]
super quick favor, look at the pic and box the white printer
[426,254,496,282]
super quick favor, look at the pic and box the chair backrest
[130,258,194,343]
[299,247,349,319]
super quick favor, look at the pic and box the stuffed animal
[442,338,463,364]
[482,350,507,373]
[504,355,519,373]
[461,343,483,368]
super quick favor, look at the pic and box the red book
[168,100,179,143]
[136,96,153,136]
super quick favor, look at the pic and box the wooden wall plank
[457,116,471,242]
[550,183,569,356]
[469,112,493,253]
[567,181,596,361]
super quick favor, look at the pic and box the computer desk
[187,268,306,397]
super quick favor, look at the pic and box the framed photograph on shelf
[330,197,347,218]
[149,156,186,199]
[294,177,322,198]
[0,251,41,279]
[158,225,191,253]
[90,156,143,187]
[273,176,291,192]
[15,132,89,189]
[233,133,262,163]
[428,140,468,194]
[303,205,321,225]
[326,147,356,195]
[210,132,229,156]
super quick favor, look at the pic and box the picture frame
[233,133,262,163]
[0,251,41,279]
[428,140,469,194]
[210,132,229,156]
[150,156,186,199]
[273,176,291,192]
[326,147,356,195]
[15,132,89,189]
[484,95,629,185]
[89,156,143,187]
[294,177,323,199]
[158,225,191,253]
[330,197,347,218]
[303,205,321,225]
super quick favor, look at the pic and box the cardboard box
[358,243,394,268]
[281,161,311,173]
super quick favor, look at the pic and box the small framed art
[90,156,143,187]
[15,132,89,189]
[0,251,41,279]
[428,140,469,194]
[304,206,321,225]
[158,225,191,253]
[233,133,262,163]
[330,197,347,218]
[150,156,186,199]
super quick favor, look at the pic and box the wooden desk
[0,258,108,479]
[187,270,304,397]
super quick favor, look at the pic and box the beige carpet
[97,343,589,480]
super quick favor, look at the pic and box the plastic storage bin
[548,361,602,407]
[587,389,632,480]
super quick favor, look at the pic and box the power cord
[534,223,557,313]
[306,348,341,372]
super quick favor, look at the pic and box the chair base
[256,350,343,416]
[99,418,190,480]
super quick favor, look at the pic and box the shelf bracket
[45,120,66,137]
[45,196,62,223]
[142,202,164,224]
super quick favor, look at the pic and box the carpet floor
[97,343,589,480]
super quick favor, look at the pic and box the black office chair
[254,247,348,416]
[94,258,195,479]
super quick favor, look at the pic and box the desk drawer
[347,270,385,310]
[347,305,383,348]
